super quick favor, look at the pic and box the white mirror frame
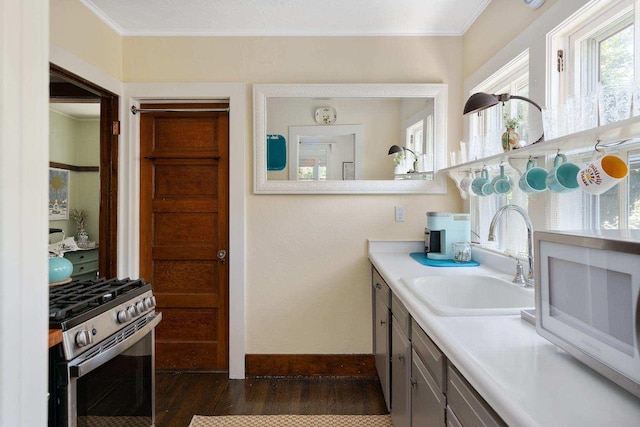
[253,83,448,194]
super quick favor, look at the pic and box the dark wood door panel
[152,247,220,260]
[156,308,219,342]
[140,103,229,371]
[153,260,218,294]
[152,199,218,213]
[155,294,219,309]
[153,117,221,152]
[153,212,219,245]
[156,342,221,370]
[154,164,219,197]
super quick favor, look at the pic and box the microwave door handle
[69,312,162,378]
[637,291,640,355]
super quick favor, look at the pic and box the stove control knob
[144,297,155,310]
[128,305,139,317]
[117,309,131,323]
[135,300,145,314]
[75,330,93,348]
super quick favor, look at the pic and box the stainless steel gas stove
[48,278,162,427]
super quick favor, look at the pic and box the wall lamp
[388,145,418,172]
[463,92,544,144]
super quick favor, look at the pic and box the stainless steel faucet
[488,205,534,288]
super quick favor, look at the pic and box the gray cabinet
[370,264,505,427]
[372,268,391,411]
[391,298,411,427]
[447,364,506,427]
[411,319,446,427]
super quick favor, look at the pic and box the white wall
[0,0,49,425]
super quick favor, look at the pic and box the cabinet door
[391,318,410,427]
[374,295,391,411]
[411,349,445,427]
[447,364,506,427]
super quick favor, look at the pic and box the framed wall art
[49,167,69,220]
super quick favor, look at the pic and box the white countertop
[369,240,640,427]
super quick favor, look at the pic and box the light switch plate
[395,206,405,222]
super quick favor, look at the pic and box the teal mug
[546,153,579,193]
[518,159,547,194]
[471,168,493,196]
[491,164,512,195]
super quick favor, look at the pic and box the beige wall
[50,0,123,80]
[51,1,465,355]
[463,0,559,80]
[123,36,464,354]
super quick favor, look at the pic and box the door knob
[217,250,227,264]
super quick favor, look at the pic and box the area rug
[188,414,393,427]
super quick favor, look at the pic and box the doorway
[138,103,230,371]
[49,64,119,278]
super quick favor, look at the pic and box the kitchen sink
[401,275,534,316]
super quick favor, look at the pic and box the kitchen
[4,0,640,426]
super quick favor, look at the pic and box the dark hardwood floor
[156,372,389,427]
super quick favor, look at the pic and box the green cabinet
[63,248,99,280]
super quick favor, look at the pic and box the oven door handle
[69,312,162,378]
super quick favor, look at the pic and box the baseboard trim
[245,354,377,378]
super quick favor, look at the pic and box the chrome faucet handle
[508,255,527,286]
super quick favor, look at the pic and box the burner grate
[49,277,147,323]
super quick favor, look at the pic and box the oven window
[76,334,153,427]
[548,257,634,355]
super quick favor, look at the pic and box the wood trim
[48,330,62,348]
[50,63,119,279]
[245,354,377,378]
[49,161,99,172]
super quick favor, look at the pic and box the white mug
[459,171,475,197]
[577,153,629,195]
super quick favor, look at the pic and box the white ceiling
[80,0,492,36]
[50,103,101,119]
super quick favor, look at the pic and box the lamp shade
[388,145,404,155]
[463,92,500,115]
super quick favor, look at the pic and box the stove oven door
[58,312,162,427]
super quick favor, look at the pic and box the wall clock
[315,107,337,124]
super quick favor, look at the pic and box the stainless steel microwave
[535,230,640,398]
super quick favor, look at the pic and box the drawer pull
[380,320,387,326]
[375,283,382,290]
[79,255,85,260]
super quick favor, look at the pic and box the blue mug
[518,159,547,194]
[546,153,579,193]
[471,168,493,196]
[491,164,512,195]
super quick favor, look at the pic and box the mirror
[49,102,101,246]
[253,83,448,194]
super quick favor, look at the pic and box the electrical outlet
[395,206,405,222]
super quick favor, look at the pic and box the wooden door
[139,103,229,371]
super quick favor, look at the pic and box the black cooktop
[49,277,151,329]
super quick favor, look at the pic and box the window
[548,0,640,231]
[298,144,328,181]
[404,108,435,173]
[468,51,530,256]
